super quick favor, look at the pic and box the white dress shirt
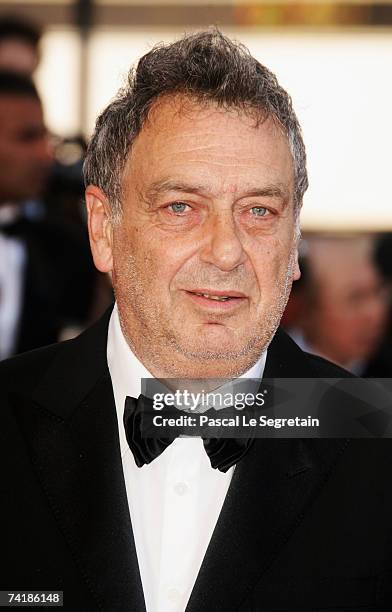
[107,303,267,612]
[0,205,26,360]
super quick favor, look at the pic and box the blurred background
[0,0,391,376]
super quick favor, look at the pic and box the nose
[40,135,54,164]
[33,133,54,166]
[199,211,247,272]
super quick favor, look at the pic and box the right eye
[168,202,191,214]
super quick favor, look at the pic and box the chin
[189,327,239,353]
[174,331,261,363]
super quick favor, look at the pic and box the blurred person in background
[283,235,389,375]
[374,232,392,343]
[44,135,89,227]
[0,15,85,225]
[0,14,113,244]
[0,70,98,359]
[0,15,41,76]
[364,232,392,376]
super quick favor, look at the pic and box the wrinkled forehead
[123,94,294,193]
[138,92,288,147]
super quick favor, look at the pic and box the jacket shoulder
[0,340,71,395]
[268,328,355,379]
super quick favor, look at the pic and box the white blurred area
[36,29,81,136]
[36,27,392,231]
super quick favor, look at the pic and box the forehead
[0,38,37,71]
[0,95,42,127]
[311,241,379,294]
[124,96,294,195]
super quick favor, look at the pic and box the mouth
[184,289,247,310]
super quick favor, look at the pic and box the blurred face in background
[0,94,52,203]
[0,39,39,75]
[302,239,388,367]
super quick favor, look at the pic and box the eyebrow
[145,179,289,203]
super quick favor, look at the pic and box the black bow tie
[123,395,254,472]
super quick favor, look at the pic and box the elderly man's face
[92,97,300,377]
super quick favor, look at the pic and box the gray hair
[83,29,308,222]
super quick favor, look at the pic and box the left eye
[251,207,268,217]
[169,202,190,214]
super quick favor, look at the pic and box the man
[0,71,97,358]
[285,236,389,375]
[1,31,392,611]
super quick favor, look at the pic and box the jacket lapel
[12,309,146,612]
[186,328,350,612]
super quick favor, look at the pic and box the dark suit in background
[2,215,97,355]
[1,309,392,611]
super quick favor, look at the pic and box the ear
[292,248,301,282]
[85,185,113,273]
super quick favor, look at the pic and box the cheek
[0,153,15,173]
[251,239,294,290]
[321,308,355,342]
[150,234,201,287]
[113,227,186,292]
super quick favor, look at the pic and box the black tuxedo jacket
[1,308,392,611]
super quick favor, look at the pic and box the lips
[192,292,233,302]
[187,289,246,299]
[185,289,247,308]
